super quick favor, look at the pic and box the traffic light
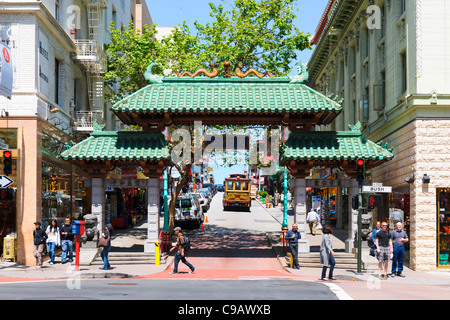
[356,159,365,184]
[367,194,383,210]
[3,150,12,175]
[0,188,13,201]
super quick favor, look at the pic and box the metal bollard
[155,241,160,266]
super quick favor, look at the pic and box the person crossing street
[170,227,195,274]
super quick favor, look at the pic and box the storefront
[437,189,450,268]
[0,128,17,259]
[41,132,89,230]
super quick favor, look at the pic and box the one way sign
[0,175,13,188]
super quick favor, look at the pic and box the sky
[145,0,329,184]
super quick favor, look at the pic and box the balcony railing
[74,111,105,132]
[73,40,107,73]
[82,0,108,9]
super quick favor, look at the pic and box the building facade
[0,0,152,265]
[308,0,450,271]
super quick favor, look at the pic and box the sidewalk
[258,199,450,287]
[0,221,173,280]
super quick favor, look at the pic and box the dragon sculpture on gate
[175,68,218,78]
[235,67,276,79]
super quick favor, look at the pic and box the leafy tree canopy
[105,0,311,102]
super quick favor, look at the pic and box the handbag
[98,236,110,248]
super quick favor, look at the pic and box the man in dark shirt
[285,224,301,270]
[60,217,74,263]
[33,222,47,269]
[375,222,393,280]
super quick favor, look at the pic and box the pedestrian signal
[367,194,383,210]
[3,150,12,175]
[356,159,365,184]
[0,188,13,201]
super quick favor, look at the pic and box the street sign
[0,175,13,188]
[0,43,13,99]
[362,184,392,193]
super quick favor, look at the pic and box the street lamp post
[282,167,288,228]
[163,169,169,231]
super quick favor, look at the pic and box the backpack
[182,235,191,252]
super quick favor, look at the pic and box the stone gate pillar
[91,178,105,234]
[144,178,160,253]
[345,179,359,253]
[293,178,310,253]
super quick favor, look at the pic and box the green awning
[60,131,170,162]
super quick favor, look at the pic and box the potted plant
[259,190,268,204]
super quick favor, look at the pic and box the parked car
[189,192,210,213]
[199,188,212,203]
[173,194,204,229]
[202,183,216,196]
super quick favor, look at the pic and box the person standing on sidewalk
[170,227,195,274]
[45,219,61,265]
[60,217,74,264]
[100,224,112,270]
[285,223,301,269]
[33,222,47,269]
[375,222,393,280]
[391,222,409,277]
[320,225,336,280]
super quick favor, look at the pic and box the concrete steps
[91,252,168,265]
[286,252,359,269]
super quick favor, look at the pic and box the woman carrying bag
[98,224,113,270]
[320,225,336,281]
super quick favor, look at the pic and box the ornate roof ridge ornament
[289,60,309,84]
[235,62,276,78]
[223,61,232,78]
[174,67,218,78]
[144,61,163,83]
[93,121,106,132]
[348,121,362,133]
[235,67,275,78]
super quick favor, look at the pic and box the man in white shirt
[307,209,320,236]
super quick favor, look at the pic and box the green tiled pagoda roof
[60,131,170,162]
[281,130,394,165]
[111,77,342,115]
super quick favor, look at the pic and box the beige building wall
[308,0,450,271]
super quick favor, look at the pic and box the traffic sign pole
[357,183,363,274]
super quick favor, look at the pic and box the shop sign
[312,196,321,209]
[306,179,354,188]
[105,178,151,188]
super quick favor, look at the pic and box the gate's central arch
[60,62,393,260]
